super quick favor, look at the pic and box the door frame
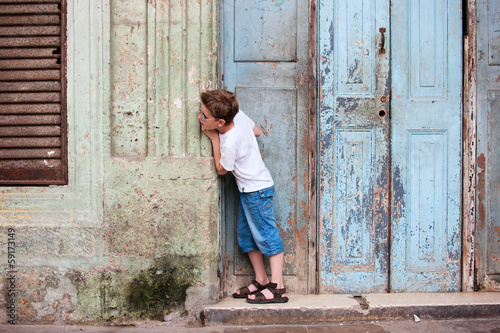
[462,0,476,292]
[216,0,319,296]
[217,0,477,295]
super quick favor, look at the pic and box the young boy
[199,89,288,304]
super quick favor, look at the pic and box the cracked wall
[0,0,219,324]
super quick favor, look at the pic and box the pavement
[1,292,499,333]
[2,319,500,333]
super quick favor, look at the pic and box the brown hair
[200,89,239,124]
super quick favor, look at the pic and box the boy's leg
[233,250,270,296]
[248,251,286,301]
[247,250,270,288]
[234,196,269,296]
[270,251,284,288]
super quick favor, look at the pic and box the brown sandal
[246,282,289,304]
[232,280,270,298]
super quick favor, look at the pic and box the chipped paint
[0,0,219,325]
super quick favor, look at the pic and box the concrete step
[202,292,500,326]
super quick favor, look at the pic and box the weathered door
[220,0,311,294]
[318,0,391,294]
[476,0,500,291]
[319,0,462,293]
[390,0,462,292]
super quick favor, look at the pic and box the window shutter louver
[0,0,67,185]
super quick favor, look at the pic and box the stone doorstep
[202,292,500,326]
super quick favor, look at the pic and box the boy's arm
[203,129,228,175]
[253,124,261,137]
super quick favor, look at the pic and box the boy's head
[200,89,239,125]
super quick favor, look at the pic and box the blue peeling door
[220,0,311,294]
[319,0,462,293]
[390,0,462,292]
[319,0,391,294]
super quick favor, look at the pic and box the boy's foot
[246,283,288,304]
[232,279,270,298]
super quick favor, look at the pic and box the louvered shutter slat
[0,15,60,26]
[0,0,66,185]
[0,36,61,47]
[0,49,60,59]
[0,4,60,14]
[0,137,61,148]
[0,148,61,159]
[0,59,61,69]
[0,82,61,92]
[0,70,61,81]
[0,26,61,36]
[0,104,60,114]
[0,0,61,3]
[0,126,61,137]
[0,115,61,126]
[0,160,61,169]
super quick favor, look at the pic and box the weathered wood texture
[476,0,500,291]
[462,0,477,292]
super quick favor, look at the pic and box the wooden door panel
[221,0,311,294]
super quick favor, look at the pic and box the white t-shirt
[219,111,274,193]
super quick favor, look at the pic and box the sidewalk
[2,318,500,333]
[0,293,498,333]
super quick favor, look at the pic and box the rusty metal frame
[0,0,68,186]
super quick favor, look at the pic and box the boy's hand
[202,128,227,175]
[202,128,219,142]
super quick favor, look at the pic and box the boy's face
[199,103,223,130]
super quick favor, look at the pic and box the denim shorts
[237,186,284,257]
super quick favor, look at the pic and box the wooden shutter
[0,0,67,185]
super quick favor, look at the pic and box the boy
[199,89,288,304]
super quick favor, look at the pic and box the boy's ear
[217,119,226,127]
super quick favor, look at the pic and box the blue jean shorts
[237,186,284,257]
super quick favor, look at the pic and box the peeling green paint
[0,0,219,325]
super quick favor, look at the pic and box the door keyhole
[379,28,386,54]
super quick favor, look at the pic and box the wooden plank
[0,70,61,81]
[0,148,61,159]
[0,4,60,14]
[0,168,65,185]
[0,15,60,25]
[0,104,61,114]
[0,26,61,36]
[462,0,477,292]
[0,115,61,125]
[0,0,60,3]
[0,126,61,136]
[0,81,61,92]
[0,92,61,103]
[0,48,60,59]
[307,0,318,295]
[0,36,61,47]
[0,59,60,69]
[0,159,61,169]
[0,137,61,148]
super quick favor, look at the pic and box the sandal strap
[236,280,268,296]
[237,285,251,296]
[251,283,287,301]
[251,279,265,290]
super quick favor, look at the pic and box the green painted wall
[0,0,219,324]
